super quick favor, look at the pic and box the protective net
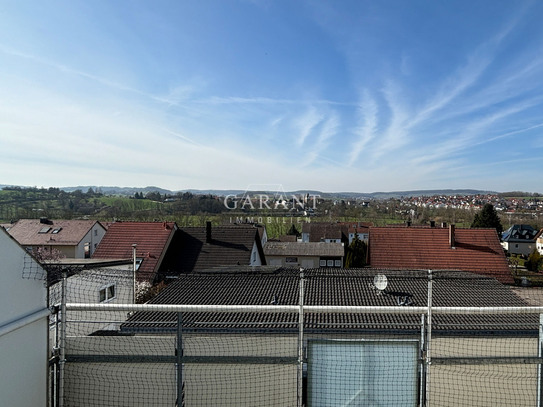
[49,268,543,406]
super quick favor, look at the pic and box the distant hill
[0,184,498,199]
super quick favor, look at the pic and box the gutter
[0,307,51,338]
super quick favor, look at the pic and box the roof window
[38,227,51,234]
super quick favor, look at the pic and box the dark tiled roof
[123,268,534,334]
[7,219,104,246]
[502,224,539,243]
[264,241,344,257]
[368,226,513,284]
[160,225,265,275]
[92,221,177,283]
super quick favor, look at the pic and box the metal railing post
[298,270,305,407]
[538,314,543,407]
[425,269,433,407]
[58,271,67,407]
[177,312,183,407]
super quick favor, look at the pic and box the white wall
[0,229,48,407]
[49,266,134,336]
[75,222,106,258]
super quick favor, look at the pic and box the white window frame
[99,283,116,303]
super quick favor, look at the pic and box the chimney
[406,221,411,227]
[441,222,447,228]
[430,220,435,228]
[206,221,212,243]
[449,224,455,248]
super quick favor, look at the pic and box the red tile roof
[92,221,177,283]
[368,226,513,284]
[6,219,104,246]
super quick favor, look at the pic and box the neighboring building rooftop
[122,268,534,334]
[502,224,539,243]
[160,223,265,275]
[368,225,513,284]
[6,218,104,246]
[264,241,345,257]
[92,221,177,283]
[301,222,346,242]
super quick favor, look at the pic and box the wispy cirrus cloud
[349,90,378,166]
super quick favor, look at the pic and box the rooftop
[6,218,104,246]
[123,268,533,334]
[368,225,513,284]
[92,221,177,283]
[160,223,265,275]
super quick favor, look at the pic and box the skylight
[52,228,62,234]
[38,227,51,234]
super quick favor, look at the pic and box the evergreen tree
[345,233,367,268]
[286,224,300,237]
[471,203,503,237]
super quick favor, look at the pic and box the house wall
[430,337,538,406]
[64,336,177,406]
[63,334,297,407]
[537,237,543,256]
[184,334,297,406]
[0,230,48,407]
[348,232,369,244]
[50,267,134,336]
[60,329,540,406]
[502,241,536,256]
[250,241,263,266]
[75,223,106,258]
[266,254,320,268]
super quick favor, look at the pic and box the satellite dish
[373,274,388,291]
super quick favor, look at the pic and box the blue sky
[1,0,542,193]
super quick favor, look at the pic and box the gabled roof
[301,222,346,241]
[368,226,513,284]
[92,221,177,283]
[122,268,534,334]
[6,219,104,246]
[264,241,344,257]
[502,224,539,243]
[160,224,265,275]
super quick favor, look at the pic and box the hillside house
[6,218,106,258]
[502,224,539,256]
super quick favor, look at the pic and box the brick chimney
[449,224,455,248]
[206,221,212,243]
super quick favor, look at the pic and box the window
[334,260,342,267]
[52,228,62,234]
[99,284,116,303]
[39,227,51,234]
[319,260,327,267]
[84,242,90,258]
[286,257,298,263]
[94,229,98,236]
[307,340,419,406]
[327,260,334,267]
